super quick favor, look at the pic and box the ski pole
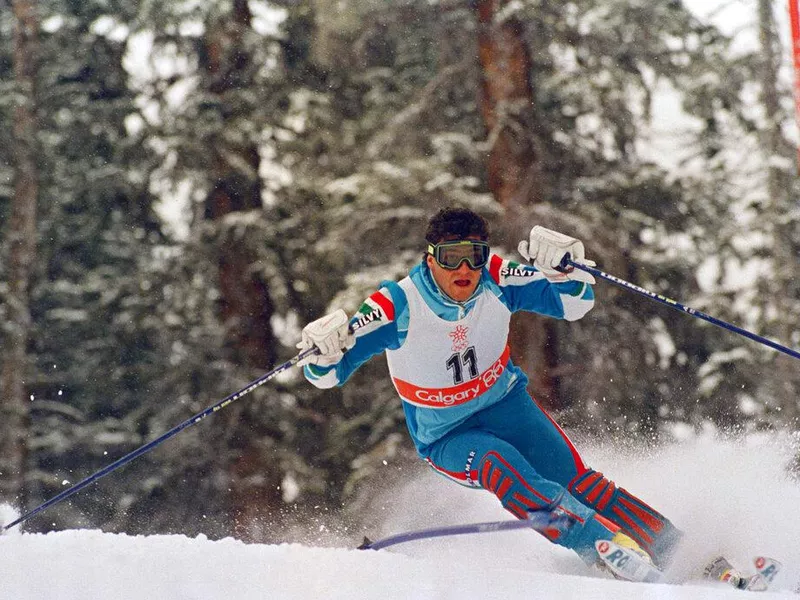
[358,511,565,551]
[1,347,319,533]
[359,492,574,551]
[561,256,800,361]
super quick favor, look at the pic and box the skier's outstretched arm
[491,225,596,321]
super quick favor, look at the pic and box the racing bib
[386,277,511,409]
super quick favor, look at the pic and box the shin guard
[568,469,682,567]
[477,452,624,561]
[478,451,575,543]
[479,451,546,519]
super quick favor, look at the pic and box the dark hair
[425,207,490,245]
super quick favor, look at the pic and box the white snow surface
[1,434,799,599]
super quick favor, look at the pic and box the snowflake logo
[448,325,470,352]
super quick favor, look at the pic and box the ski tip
[753,556,782,584]
[703,555,784,592]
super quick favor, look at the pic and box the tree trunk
[200,0,276,372]
[473,0,562,409]
[200,0,281,541]
[757,0,798,421]
[0,0,38,504]
[758,0,782,200]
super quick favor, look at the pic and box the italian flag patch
[351,289,395,334]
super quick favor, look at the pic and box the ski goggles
[427,240,490,270]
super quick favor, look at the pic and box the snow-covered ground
[2,433,798,599]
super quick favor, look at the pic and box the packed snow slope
[1,434,799,599]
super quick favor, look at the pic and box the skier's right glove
[296,309,355,367]
[518,225,596,284]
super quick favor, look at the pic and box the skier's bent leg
[488,390,682,569]
[426,430,618,564]
[568,469,682,568]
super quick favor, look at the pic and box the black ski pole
[1,347,319,532]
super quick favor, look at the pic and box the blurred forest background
[0,0,799,544]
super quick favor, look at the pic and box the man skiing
[298,207,681,571]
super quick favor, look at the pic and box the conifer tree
[0,0,39,507]
[0,0,169,531]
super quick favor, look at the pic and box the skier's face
[426,236,484,303]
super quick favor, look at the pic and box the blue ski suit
[304,254,680,566]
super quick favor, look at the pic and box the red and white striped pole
[789,0,800,169]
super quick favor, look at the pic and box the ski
[753,556,782,587]
[703,556,783,592]
[595,539,662,583]
[358,514,790,592]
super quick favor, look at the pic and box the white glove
[518,226,596,284]
[296,309,355,367]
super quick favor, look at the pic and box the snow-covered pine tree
[0,0,171,532]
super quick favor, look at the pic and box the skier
[298,206,681,571]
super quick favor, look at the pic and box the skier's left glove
[518,225,596,284]
[296,309,355,367]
